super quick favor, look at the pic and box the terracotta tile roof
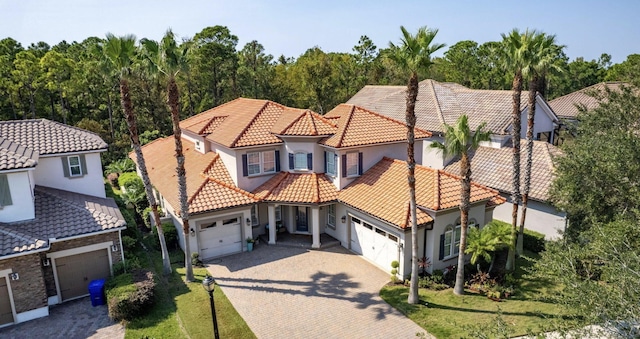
[252,172,338,204]
[444,141,561,202]
[0,186,125,257]
[549,82,628,119]
[321,104,432,148]
[272,109,337,136]
[0,119,108,155]
[133,136,257,215]
[347,79,534,135]
[0,137,39,171]
[339,157,502,229]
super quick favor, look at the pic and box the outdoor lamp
[202,276,220,339]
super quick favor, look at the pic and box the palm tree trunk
[120,78,172,276]
[168,76,194,282]
[518,76,537,255]
[454,153,471,295]
[506,71,523,272]
[406,71,419,305]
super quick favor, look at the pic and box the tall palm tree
[103,33,172,275]
[388,26,445,304]
[142,30,194,281]
[501,29,535,271]
[517,33,564,255]
[431,115,490,295]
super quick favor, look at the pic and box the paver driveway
[206,245,431,339]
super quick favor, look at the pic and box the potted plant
[246,237,255,252]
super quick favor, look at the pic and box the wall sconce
[341,215,346,223]
[111,245,119,252]
[42,258,51,267]
[190,228,196,237]
[246,218,251,226]
[9,273,19,281]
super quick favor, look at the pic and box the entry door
[295,207,309,232]
[0,277,13,326]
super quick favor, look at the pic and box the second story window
[341,152,363,178]
[62,155,87,178]
[0,174,13,208]
[325,151,337,176]
[288,152,312,171]
[243,150,279,177]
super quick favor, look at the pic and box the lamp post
[202,276,220,339]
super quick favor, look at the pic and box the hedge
[522,228,546,253]
[118,172,141,189]
[107,269,156,322]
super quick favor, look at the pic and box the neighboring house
[348,79,564,239]
[548,81,628,122]
[136,98,504,278]
[444,140,566,239]
[0,119,125,327]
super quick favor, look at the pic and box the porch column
[311,206,321,249]
[268,204,276,245]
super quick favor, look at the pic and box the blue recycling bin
[88,279,106,306]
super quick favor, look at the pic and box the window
[0,174,12,207]
[274,205,282,222]
[222,218,238,225]
[202,221,217,230]
[325,151,337,176]
[244,150,278,176]
[294,152,307,170]
[251,205,259,226]
[62,155,87,178]
[346,153,359,176]
[363,222,373,230]
[388,234,398,242]
[441,222,476,259]
[69,156,82,176]
[327,204,336,228]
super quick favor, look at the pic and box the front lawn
[381,253,567,338]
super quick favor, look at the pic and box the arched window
[440,220,477,260]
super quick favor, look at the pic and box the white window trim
[251,205,259,226]
[327,204,336,229]
[294,152,308,171]
[68,155,83,177]
[275,205,282,222]
[443,222,476,260]
[247,150,276,176]
[346,152,359,177]
[326,151,337,177]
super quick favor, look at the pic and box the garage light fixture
[190,228,196,237]
[341,215,346,223]
[111,245,119,252]
[42,258,51,267]
[246,218,251,226]
[9,273,18,281]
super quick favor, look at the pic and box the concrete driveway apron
[206,245,431,339]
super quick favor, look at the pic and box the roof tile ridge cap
[426,80,446,126]
[435,169,441,210]
[209,176,259,201]
[36,186,112,216]
[336,104,356,148]
[279,110,306,135]
[197,115,226,135]
[355,105,431,136]
[229,99,271,148]
[187,178,210,204]
[377,85,407,102]
[307,111,320,136]
[259,171,288,197]
[201,153,221,177]
[0,224,40,244]
[44,118,106,143]
[310,110,338,128]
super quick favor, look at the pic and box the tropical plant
[387,25,445,304]
[103,33,172,275]
[466,221,513,274]
[141,29,193,281]
[431,115,490,295]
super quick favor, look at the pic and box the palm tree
[103,33,172,275]
[141,30,194,281]
[500,29,535,271]
[466,221,513,274]
[517,33,564,255]
[388,26,445,304]
[431,115,490,295]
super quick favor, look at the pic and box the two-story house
[137,98,504,279]
[348,79,566,239]
[0,119,125,327]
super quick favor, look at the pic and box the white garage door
[350,217,399,270]
[199,216,242,259]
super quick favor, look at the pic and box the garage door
[56,249,110,301]
[350,217,399,270]
[0,277,13,326]
[199,216,242,259]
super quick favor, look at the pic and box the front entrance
[56,249,111,301]
[295,207,309,232]
[0,277,13,326]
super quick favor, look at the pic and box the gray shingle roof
[0,186,126,257]
[548,82,628,120]
[443,141,561,202]
[0,119,108,155]
[0,137,39,170]
[347,80,534,135]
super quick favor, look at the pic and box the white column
[311,206,321,249]
[268,204,276,244]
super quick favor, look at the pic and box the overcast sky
[1,0,638,64]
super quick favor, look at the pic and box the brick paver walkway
[0,296,124,339]
[206,245,432,339]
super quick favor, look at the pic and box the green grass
[381,253,567,338]
[122,240,255,339]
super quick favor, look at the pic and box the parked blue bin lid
[88,279,106,289]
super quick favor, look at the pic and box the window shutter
[439,234,445,260]
[61,157,70,177]
[79,155,88,175]
[341,154,347,178]
[358,152,363,175]
[275,150,281,172]
[288,153,294,170]
[324,151,327,173]
[242,154,248,177]
[307,153,313,170]
[0,175,12,206]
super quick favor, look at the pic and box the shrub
[107,173,120,188]
[121,236,137,252]
[118,172,141,190]
[523,228,546,253]
[120,209,141,240]
[153,222,179,249]
[107,269,156,322]
[391,260,400,269]
[191,253,203,267]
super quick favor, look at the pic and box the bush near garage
[152,222,179,250]
[107,269,157,322]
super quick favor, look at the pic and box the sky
[1,0,638,64]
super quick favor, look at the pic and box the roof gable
[252,172,338,204]
[272,109,337,136]
[549,82,628,119]
[0,137,39,170]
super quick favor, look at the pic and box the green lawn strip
[380,253,566,338]
[123,239,254,338]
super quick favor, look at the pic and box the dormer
[0,138,39,222]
